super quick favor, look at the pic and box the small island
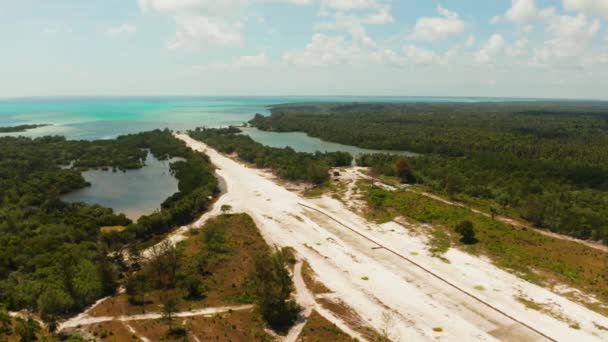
[0,123,50,133]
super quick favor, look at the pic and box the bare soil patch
[298,310,355,342]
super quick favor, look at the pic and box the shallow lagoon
[240,127,416,157]
[62,153,182,221]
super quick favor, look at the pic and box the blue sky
[1,0,607,99]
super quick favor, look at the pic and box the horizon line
[2,94,608,102]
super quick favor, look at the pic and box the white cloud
[466,35,476,47]
[318,13,377,47]
[505,0,540,23]
[138,0,247,15]
[283,34,358,66]
[533,13,603,68]
[283,32,406,68]
[107,23,137,38]
[507,39,529,57]
[363,5,393,24]
[138,0,246,49]
[501,0,554,24]
[562,0,608,18]
[275,0,311,4]
[474,34,505,65]
[409,5,465,41]
[495,1,606,69]
[404,45,446,65]
[196,52,268,71]
[168,15,243,49]
[238,52,268,66]
[320,0,382,12]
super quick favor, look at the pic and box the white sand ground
[172,132,608,342]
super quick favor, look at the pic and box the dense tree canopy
[0,129,217,319]
[0,124,50,133]
[251,102,608,243]
[189,127,352,184]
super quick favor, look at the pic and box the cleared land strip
[58,305,253,330]
[176,133,608,341]
[299,202,557,342]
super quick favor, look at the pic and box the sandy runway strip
[176,133,608,342]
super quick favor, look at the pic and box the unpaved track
[58,305,253,330]
[177,133,608,341]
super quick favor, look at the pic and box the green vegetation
[254,247,302,333]
[454,220,478,245]
[361,185,608,307]
[0,305,87,342]
[251,102,608,243]
[0,124,50,133]
[0,129,217,324]
[189,127,352,184]
[516,296,580,328]
[122,214,301,334]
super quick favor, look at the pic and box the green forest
[0,129,217,325]
[189,127,352,184]
[250,102,608,243]
[0,124,50,133]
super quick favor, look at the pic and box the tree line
[189,127,352,184]
[0,124,50,133]
[251,102,608,243]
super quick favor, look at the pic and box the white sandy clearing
[174,133,608,342]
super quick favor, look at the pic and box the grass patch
[127,308,272,342]
[432,327,443,332]
[317,298,388,342]
[429,228,451,257]
[378,175,402,187]
[89,321,135,342]
[360,187,608,314]
[299,311,355,341]
[100,225,127,233]
[516,296,580,328]
[361,277,369,281]
[304,180,342,198]
[302,261,332,294]
[474,285,486,291]
[593,322,608,331]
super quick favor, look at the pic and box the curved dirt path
[176,132,608,341]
